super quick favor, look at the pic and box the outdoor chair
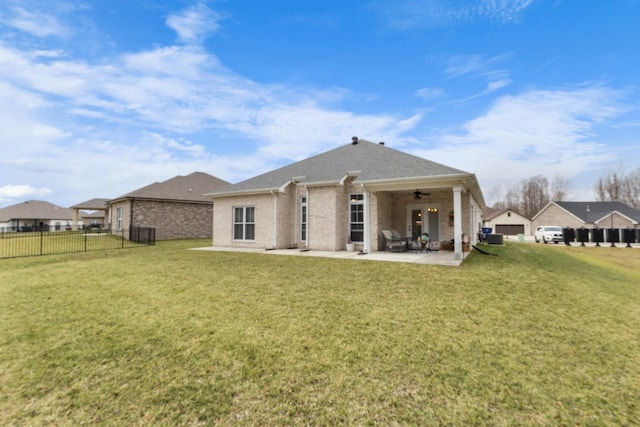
[381,230,406,252]
[418,233,431,253]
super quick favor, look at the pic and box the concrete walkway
[193,246,468,266]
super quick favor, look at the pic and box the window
[116,207,123,231]
[349,194,364,242]
[300,197,307,241]
[234,206,255,240]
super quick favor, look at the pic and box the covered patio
[193,245,469,266]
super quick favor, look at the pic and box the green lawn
[1,241,638,425]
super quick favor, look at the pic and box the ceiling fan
[414,189,429,200]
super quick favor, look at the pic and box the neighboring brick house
[532,201,640,232]
[482,207,531,236]
[107,172,230,240]
[0,200,80,232]
[206,138,486,260]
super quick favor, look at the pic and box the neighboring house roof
[536,201,640,224]
[482,207,530,221]
[109,172,231,204]
[0,200,78,221]
[209,139,482,203]
[70,198,110,210]
[81,211,106,219]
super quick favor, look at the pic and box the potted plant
[346,235,355,251]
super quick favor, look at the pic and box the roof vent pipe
[379,141,385,145]
[352,136,358,145]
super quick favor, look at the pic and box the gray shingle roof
[0,200,77,221]
[110,172,230,203]
[555,201,640,223]
[213,140,470,194]
[70,198,110,210]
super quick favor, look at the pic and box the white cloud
[370,0,535,29]
[415,85,624,199]
[416,87,445,100]
[166,3,224,43]
[451,78,512,103]
[0,185,51,205]
[444,53,511,78]
[3,6,68,38]
[0,14,422,207]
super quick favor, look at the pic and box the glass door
[406,205,440,242]
[408,207,423,240]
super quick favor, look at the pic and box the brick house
[108,172,230,240]
[206,138,486,260]
[532,201,640,232]
[0,200,80,232]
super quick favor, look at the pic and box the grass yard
[1,240,638,425]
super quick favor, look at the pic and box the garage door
[495,224,524,235]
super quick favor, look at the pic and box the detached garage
[495,224,525,235]
[483,208,531,236]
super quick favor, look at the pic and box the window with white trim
[300,197,307,241]
[116,207,123,231]
[234,206,255,240]
[349,194,364,242]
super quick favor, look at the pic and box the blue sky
[1,0,639,208]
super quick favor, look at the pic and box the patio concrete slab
[192,246,467,266]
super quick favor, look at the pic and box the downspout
[270,190,278,249]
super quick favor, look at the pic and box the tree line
[489,166,640,219]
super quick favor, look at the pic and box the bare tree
[621,168,640,209]
[593,165,640,207]
[521,175,549,218]
[504,185,521,211]
[550,175,571,201]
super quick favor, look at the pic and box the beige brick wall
[108,200,132,232]
[595,212,635,229]
[532,204,583,232]
[212,184,484,251]
[213,194,276,248]
[307,185,341,251]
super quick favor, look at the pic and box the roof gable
[483,207,530,221]
[214,139,470,194]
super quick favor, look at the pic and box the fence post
[40,230,44,256]
[84,228,88,252]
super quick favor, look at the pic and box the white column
[363,190,370,253]
[453,186,463,260]
[72,209,79,231]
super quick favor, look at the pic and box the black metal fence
[0,226,155,259]
[563,227,640,247]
